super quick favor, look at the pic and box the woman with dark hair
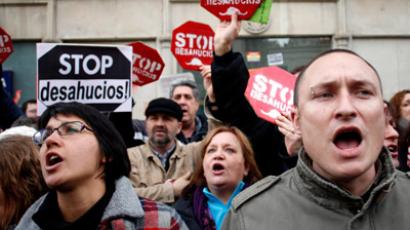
[16,102,187,230]
[0,135,46,230]
[174,126,262,230]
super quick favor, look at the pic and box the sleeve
[127,148,176,203]
[0,65,23,130]
[221,209,243,230]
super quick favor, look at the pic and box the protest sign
[200,0,263,21]
[0,27,13,64]
[171,21,214,71]
[129,42,164,86]
[37,43,132,115]
[245,65,296,124]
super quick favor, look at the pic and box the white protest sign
[36,43,132,115]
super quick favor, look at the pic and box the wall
[1,0,409,117]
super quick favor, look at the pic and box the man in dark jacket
[222,14,410,230]
[170,79,208,144]
[206,17,296,177]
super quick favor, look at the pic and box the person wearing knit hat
[127,97,201,204]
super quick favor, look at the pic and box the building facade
[1,0,409,118]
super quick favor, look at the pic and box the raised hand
[214,13,241,56]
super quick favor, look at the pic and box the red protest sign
[0,27,13,64]
[245,66,296,124]
[171,21,214,71]
[129,42,165,86]
[200,0,263,21]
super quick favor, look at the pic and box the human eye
[225,147,236,154]
[206,147,216,154]
[312,89,334,100]
[355,87,375,99]
[60,122,82,135]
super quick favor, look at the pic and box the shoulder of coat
[232,176,281,210]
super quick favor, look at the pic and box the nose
[212,149,225,160]
[384,124,399,141]
[44,129,61,147]
[334,92,357,120]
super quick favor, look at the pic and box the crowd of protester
[1,13,410,230]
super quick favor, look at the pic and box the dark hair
[0,135,46,229]
[389,89,410,125]
[293,49,382,106]
[183,126,262,195]
[22,99,37,113]
[38,102,131,185]
[169,79,200,101]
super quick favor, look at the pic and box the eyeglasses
[33,121,93,145]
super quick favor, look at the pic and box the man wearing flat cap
[127,98,200,204]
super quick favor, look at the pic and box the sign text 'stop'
[129,42,165,86]
[245,65,296,124]
[171,21,215,71]
[201,0,263,21]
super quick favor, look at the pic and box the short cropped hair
[293,49,382,106]
[169,79,200,101]
[22,99,36,114]
[38,102,131,185]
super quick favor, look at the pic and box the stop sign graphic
[171,21,214,71]
[200,0,262,21]
[129,42,165,86]
[0,27,13,64]
[245,66,296,124]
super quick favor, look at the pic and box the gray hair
[169,79,200,101]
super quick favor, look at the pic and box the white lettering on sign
[175,33,213,50]
[206,0,261,5]
[0,35,9,47]
[132,54,162,76]
[251,74,294,112]
[58,54,113,75]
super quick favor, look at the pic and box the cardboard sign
[36,43,132,115]
[200,0,263,21]
[0,27,13,64]
[129,42,165,86]
[171,21,214,71]
[245,66,296,124]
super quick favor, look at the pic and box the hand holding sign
[245,66,296,125]
[0,27,13,64]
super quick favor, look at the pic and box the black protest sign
[37,43,132,115]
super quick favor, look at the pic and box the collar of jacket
[294,147,396,215]
[101,176,145,221]
[142,140,187,161]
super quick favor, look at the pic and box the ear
[291,107,301,132]
[383,102,389,125]
[244,164,249,177]
[177,121,182,133]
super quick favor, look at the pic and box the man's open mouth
[333,128,362,150]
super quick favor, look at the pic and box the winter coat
[15,177,188,230]
[128,141,200,203]
[222,148,410,230]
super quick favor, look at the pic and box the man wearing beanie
[127,98,200,204]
